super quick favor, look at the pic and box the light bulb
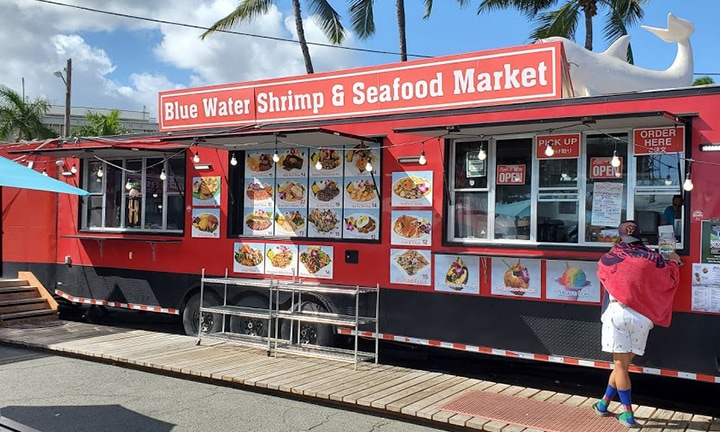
[418,150,427,165]
[70,164,77,174]
[160,169,167,181]
[272,150,280,163]
[126,180,132,190]
[230,153,237,166]
[315,159,322,170]
[544,144,554,157]
[615,168,622,178]
[97,168,103,178]
[193,151,200,163]
[56,158,64,167]
[611,150,621,167]
[478,148,487,161]
[683,175,694,191]
[42,168,48,176]
[665,175,672,186]
[365,161,373,172]
[27,161,34,168]
[153,193,158,198]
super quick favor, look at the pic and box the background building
[43,105,159,136]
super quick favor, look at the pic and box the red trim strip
[55,289,179,315]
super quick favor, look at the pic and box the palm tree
[0,86,56,142]
[693,76,715,86]
[72,110,129,137]
[474,0,649,62]
[200,0,346,74]
[348,0,435,62]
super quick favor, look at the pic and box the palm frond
[529,2,580,41]
[348,0,375,39]
[200,0,273,39]
[308,0,346,44]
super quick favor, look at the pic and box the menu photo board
[298,245,334,279]
[191,176,221,207]
[434,254,480,294]
[391,171,433,207]
[545,260,601,303]
[232,242,265,274]
[490,258,541,298]
[264,243,299,276]
[191,208,221,238]
[390,248,432,286]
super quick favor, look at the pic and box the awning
[163,127,382,150]
[393,111,687,138]
[6,140,188,158]
[0,155,90,196]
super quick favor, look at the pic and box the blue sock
[602,384,617,404]
[618,388,633,413]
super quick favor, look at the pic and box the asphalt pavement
[0,344,450,432]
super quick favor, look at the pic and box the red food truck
[2,40,719,382]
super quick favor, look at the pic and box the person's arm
[661,206,674,225]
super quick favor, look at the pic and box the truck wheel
[280,300,333,347]
[229,295,270,337]
[182,291,222,336]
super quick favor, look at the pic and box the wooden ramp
[0,320,718,432]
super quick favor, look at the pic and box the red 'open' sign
[497,164,526,184]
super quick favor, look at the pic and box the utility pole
[54,58,72,139]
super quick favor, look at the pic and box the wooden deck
[0,320,718,432]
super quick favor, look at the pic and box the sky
[1,0,718,120]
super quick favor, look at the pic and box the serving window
[447,128,686,248]
[81,155,185,233]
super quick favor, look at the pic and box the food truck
[2,27,720,382]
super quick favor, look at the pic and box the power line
[34,0,430,59]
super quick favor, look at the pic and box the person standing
[593,220,681,427]
[661,194,683,226]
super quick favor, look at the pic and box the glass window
[452,141,489,240]
[584,134,627,243]
[82,155,185,233]
[537,157,579,244]
[494,139,531,240]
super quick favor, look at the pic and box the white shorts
[601,301,654,356]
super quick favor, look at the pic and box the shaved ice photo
[545,260,601,303]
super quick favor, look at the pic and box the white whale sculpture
[540,13,695,96]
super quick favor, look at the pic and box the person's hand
[667,252,682,264]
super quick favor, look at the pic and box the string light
[683,172,694,191]
[42,168,48,176]
[230,153,237,166]
[272,149,280,163]
[125,179,132,190]
[544,143,554,157]
[193,151,200,164]
[665,174,672,186]
[55,158,64,167]
[70,164,77,174]
[418,150,427,165]
[611,150,621,167]
[365,160,373,172]
[160,169,167,181]
[478,147,487,161]
[97,167,104,178]
[315,159,323,170]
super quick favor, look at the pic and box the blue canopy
[0,155,89,196]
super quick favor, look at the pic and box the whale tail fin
[641,13,695,43]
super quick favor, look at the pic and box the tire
[182,291,222,336]
[280,300,333,347]
[229,295,270,337]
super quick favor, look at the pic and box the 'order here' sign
[158,42,564,131]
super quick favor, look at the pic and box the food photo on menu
[233,242,265,274]
[433,254,479,294]
[310,148,342,173]
[276,147,306,174]
[191,208,220,238]
[391,171,433,207]
[345,178,378,207]
[545,260,600,302]
[391,210,432,246]
[343,211,380,239]
[265,244,298,275]
[275,209,306,236]
[309,179,341,207]
[192,176,221,206]
[345,143,379,176]
[390,248,431,286]
[298,245,334,279]
[244,208,274,235]
[276,179,307,206]
[245,180,274,203]
[307,208,341,238]
[490,258,541,298]
[245,152,275,175]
